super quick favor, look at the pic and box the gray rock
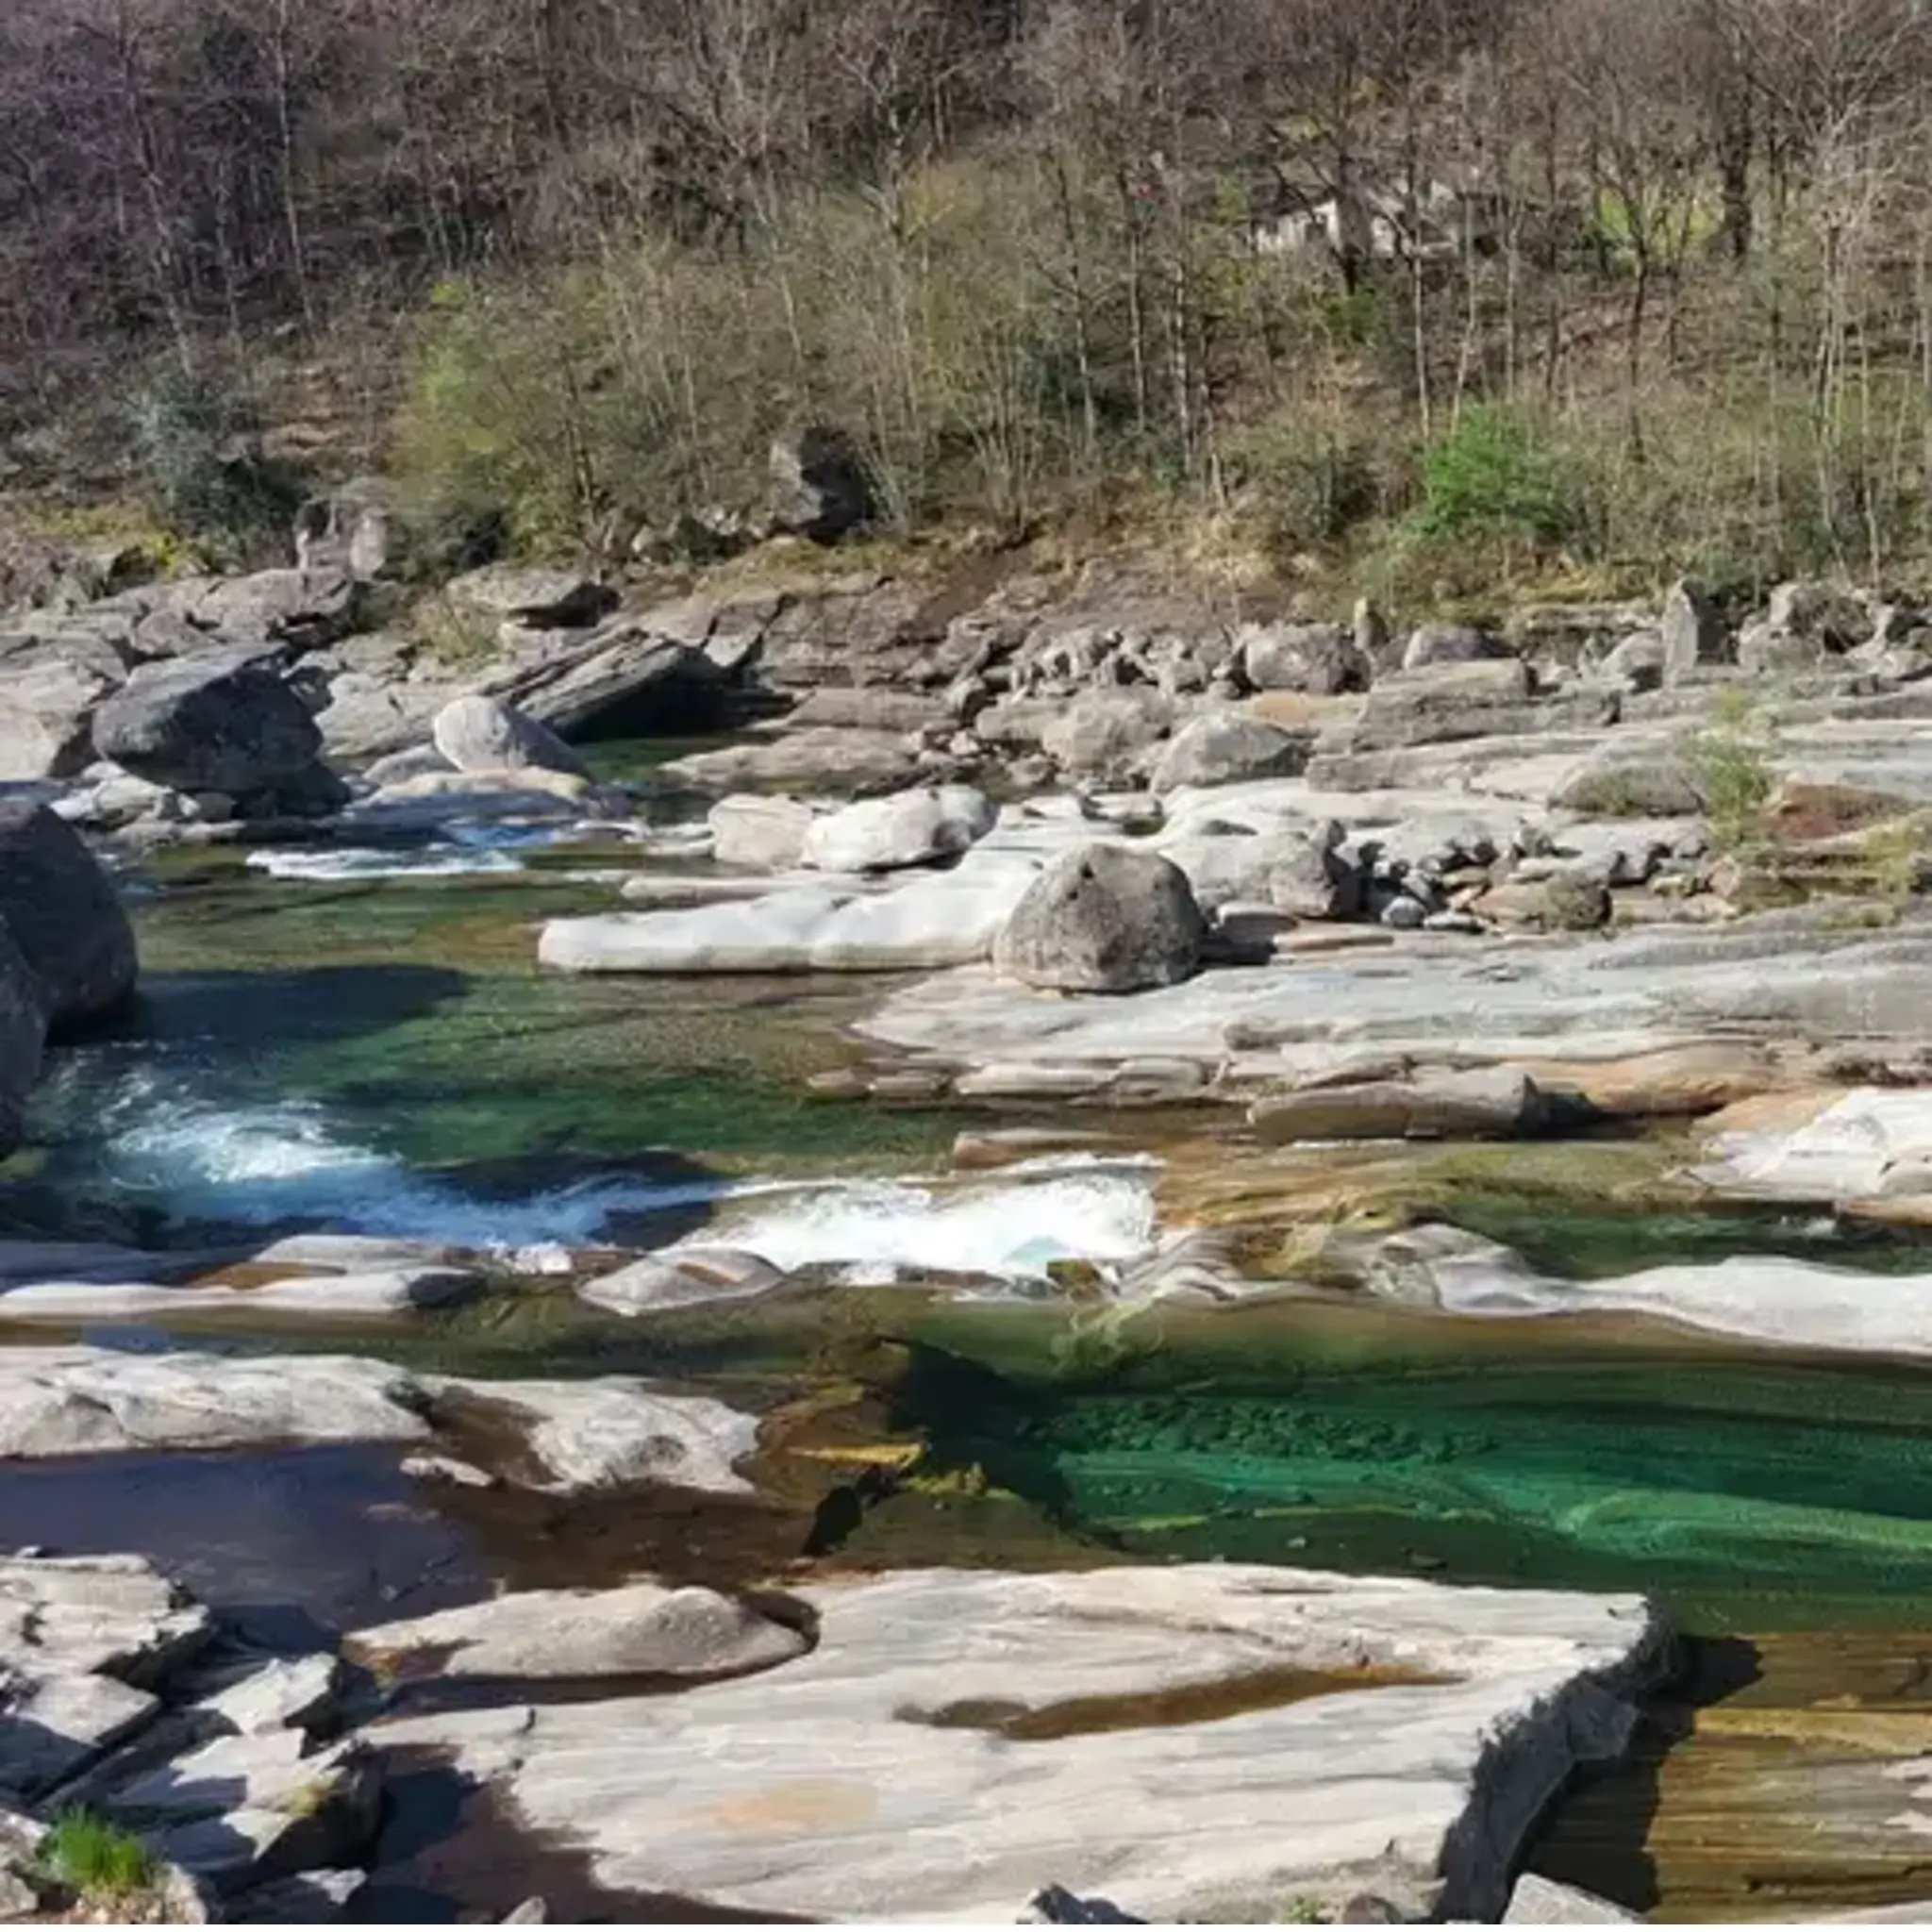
[502,624,721,738]
[1736,619,1823,675]
[0,654,122,781]
[1379,893,1426,929]
[317,677,458,762]
[291,480,391,580]
[432,693,587,778]
[1767,578,1866,649]
[663,725,924,793]
[577,1248,783,1317]
[1150,713,1308,791]
[787,688,949,733]
[186,569,364,653]
[1041,690,1173,781]
[1020,1884,1144,1924]
[0,800,137,1026]
[191,1653,341,1737]
[0,922,44,1157]
[1552,753,1707,818]
[0,1867,39,1917]
[1601,630,1666,691]
[708,794,820,870]
[1473,872,1612,932]
[350,1581,808,1682]
[1250,1068,1551,1143]
[1239,622,1371,695]
[93,652,323,797]
[1162,824,1354,920]
[1402,623,1511,671]
[1504,1874,1641,1923]
[225,1868,367,1922]
[447,565,617,629]
[3,1669,158,1795]
[501,1900,548,1924]
[1660,577,1725,679]
[993,842,1205,993]
[770,425,874,541]
[1346,659,1534,753]
[373,1563,1663,1924]
[802,785,996,873]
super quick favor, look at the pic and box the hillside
[1,0,1928,606]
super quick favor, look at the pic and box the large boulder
[801,785,995,874]
[1150,713,1307,791]
[1766,579,1866,650]
[769,425,873,541]
[1239,622,1371,695]
[1162,823,1356,919]
[432,693,587,778]
[1342,659,1617,755]
[186,569,363,653]
[993,842,1205,993]
[0,802,137,1027]
[0,922,45,1156]
[93,652,323,797]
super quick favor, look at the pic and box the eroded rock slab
[371,1564,1663,1924]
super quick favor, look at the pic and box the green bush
[1413,406,1581,549]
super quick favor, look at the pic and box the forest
[0,0,1927,594]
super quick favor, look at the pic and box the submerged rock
[0,799,137,1026]
[993,843,1205,994]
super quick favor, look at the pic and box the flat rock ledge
[0,1552,372,1914]
[369,1564,1667,1924]
[0,1347,758,1495]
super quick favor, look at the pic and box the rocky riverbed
[8,527,1932,1920]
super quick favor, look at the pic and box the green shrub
[41,1807,154,1899]
[1413,405,1581,549]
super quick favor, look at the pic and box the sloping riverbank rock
[433,693,586,778]
[349,1583,806,1683]
[993,843,1205,993]
[801,785,996,873]
[0,800,137,1026]
[498,625,722,738]
[92,652,329,803]
[447,566,617,630]
[370,1564,1663,1923]
[0,1265,480,1323]
[0,1348,758,1494]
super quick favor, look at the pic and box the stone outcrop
[1150,712,1308,791]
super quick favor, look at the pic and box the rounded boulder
[993,842,1206,993]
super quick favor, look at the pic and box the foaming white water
[85,1073,734,1247]
[247,847,526,882]
[672,1166,1159,1283]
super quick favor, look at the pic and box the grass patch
[40,1807,154,1899]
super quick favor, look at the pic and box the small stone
[1379,894,1425,930]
